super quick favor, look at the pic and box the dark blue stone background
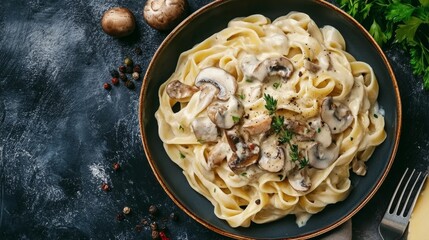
[0,0,427,239]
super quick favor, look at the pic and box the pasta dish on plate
[155,12,386,228]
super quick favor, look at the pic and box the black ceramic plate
[139,0,401,239]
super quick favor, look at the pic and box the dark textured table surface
[0,0,428,239]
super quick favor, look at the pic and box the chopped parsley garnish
[237,92,245,100]
[232,116,240,124]
[241,172,247,177]
[289,145,309,169]
[263,93,277,115]
[179,125,184,131]
[179,152,185,159]
[273,81,282,89]
[245,78,253,83]
[374,113,379,118]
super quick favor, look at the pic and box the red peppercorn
[159,231,170,240]
[133,64,142,73]
[103,83,111,90]
[101,183,110,191]
[119,65,126,73]
[116,213,125,221]
[111,77,119,86]
[113,162,120,171]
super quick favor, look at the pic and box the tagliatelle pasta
[155,12,386,228]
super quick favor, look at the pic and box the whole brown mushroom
[143,0,188,31]
[101,7,136,37]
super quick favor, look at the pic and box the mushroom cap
[206,96,244,129]
[307,142,340,169]
[101,7,136,37]
[195,67,237,100]
[242,114,272,136]
[288,168,311,192]
[166,80,198,101]
[252,56,294,82]
[191,117,219,143]
[258,145,285,173]
[225,129,260,172]
[143,0,188,31]
[320,97,353,134]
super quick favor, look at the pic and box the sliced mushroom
[284,119,315,141]
[225,128,260,172]
[251,56,294,82]
[191,117,219,143]
[166,80,199,101]
[206,96,244,129]
[195,67,237,100]
[207,141,230,169]
[308,118,332,148]
[306,142,340,169]
[320,97,353,134]
[258,136,285,172]
[242,114,272,136]
[288,167,311,192]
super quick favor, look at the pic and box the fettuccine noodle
[155,12,386,227]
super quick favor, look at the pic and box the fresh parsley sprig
[337,0,429,89]
[263,94,277,115]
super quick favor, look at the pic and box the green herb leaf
[278,129,293,144]
[395,17,423,44]
[179,152,185,159]
[273,81,282,89]
[232,116,240,124]
[386,3,415,23]
[179,125,184,131]
[369,20,389,45]
[263,94,277,115]
[289,144,299,162]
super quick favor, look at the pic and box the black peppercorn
[119,65,126,73]
[110,69,119,78]
[116,213,125,221]
[135,47,143,55]
[119,72,127,81]
[148,204,158,216]
[125,80,135,90]
[135,224,143,232]
[133,64,142,73]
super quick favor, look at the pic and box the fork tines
[387,168,428,218]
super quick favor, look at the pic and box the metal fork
[378,168,428,240]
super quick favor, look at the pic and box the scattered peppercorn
[132,72,139,80]
[119,65,126,73]
[111,77,119,86]
[110,69,120,78]
[141,218,149,226]
[119,72,127,81]
[159,231,170,240]
[124,57,133,66]
[148,204,158,216]
[133,64,142,73]
[103,83,112,90]
[135,47,143,55]
[101,182,110,191]
[113,162,120,171]
[125,80,135,90]
[255,199,261,205]
[126,65,133,74]
[116,212,125,221]
[150,221,158,231]
[169,212,178,221]
[135,224,143,232]
[116,213,125,222]
[123,206,131,215]
[151,230,160,240]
